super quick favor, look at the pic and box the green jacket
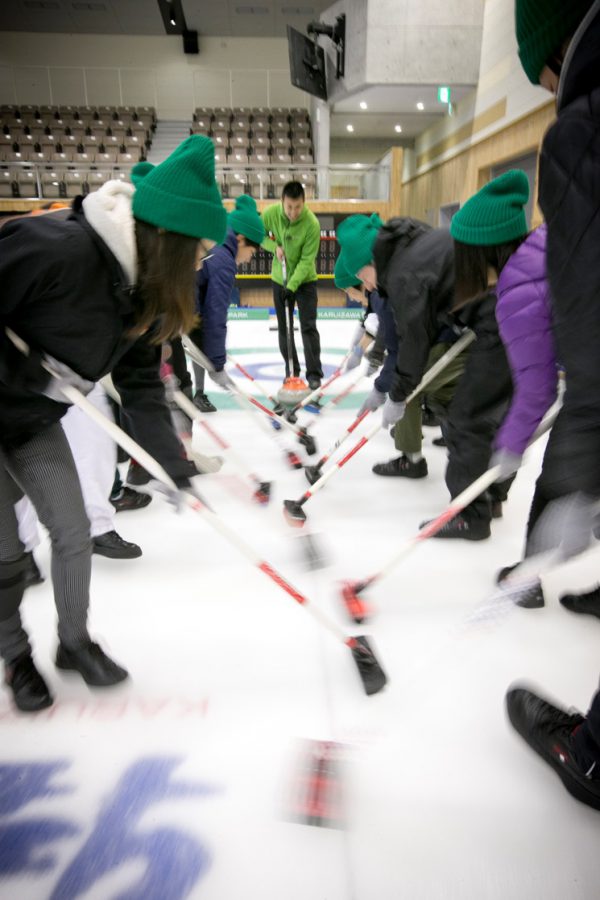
[261,203,320,293]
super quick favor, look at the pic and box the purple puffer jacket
[494,224,558,456]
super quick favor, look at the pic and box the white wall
[365,0,484,85]
[405,0,550,179]
[0,32,308,118]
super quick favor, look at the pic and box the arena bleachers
[0,103,155,198]
[190,105,316,199]
[0,102,317,200]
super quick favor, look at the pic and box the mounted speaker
[183,30,199,54]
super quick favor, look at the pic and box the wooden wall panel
[401,101,556,227]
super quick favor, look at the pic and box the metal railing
[0,160,391,202]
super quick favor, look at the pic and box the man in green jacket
[262,181,323,389]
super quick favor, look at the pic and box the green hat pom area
[227,194,266,244]
[132,135,227,244]
[130,160,154,186]
[336,213,383,277]
[515,0,593,84]
[450,170,530,246]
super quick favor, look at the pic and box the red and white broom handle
[226,355,279,406]
[170,387,266,489]
[312,409,372,471]
[295,329,476,506]
[363,398,561,590]
[6,328,358,649]
[290,352,352,412]
[183,336,303,440]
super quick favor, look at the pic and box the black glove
[283,288,296,305]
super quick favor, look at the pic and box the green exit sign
[437,86,451,104]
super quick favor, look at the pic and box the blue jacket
[366,290,398,394]
[195,229,238,371]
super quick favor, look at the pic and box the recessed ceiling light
[346,123,354,132]
[394,124,402,133]
[359,101,368,110]
[416,101,425,111]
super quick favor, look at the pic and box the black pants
[273,282,322,381]
[169,337,193,394]
[444,298,514,524]
[0,425,92,663]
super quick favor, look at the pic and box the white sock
[407,452,423,464]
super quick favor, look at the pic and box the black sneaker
[308,377,322,391]
[23,551,44,587]
[92,530,142,560]
[496,562,520,585]
[55,640,129,686]
[419,513,490,540]
[372,455,428,478]
[126,460,151,486]
[193,392,217,413]
[432,435,447,447]
[110,487,152,513]
[560,585,600,619]
[4,653,53,712]
[506,687,600,811]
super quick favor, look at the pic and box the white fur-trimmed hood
[82,180,137,285]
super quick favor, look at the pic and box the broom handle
[367,398,561,589]
[298,329,476,504]
[5,328,355,646]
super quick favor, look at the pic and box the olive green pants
[393,342,468,455]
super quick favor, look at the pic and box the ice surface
[2,320,599,899]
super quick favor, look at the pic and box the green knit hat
[130,160,154,186]
[336,213,383,277]
[132,135,226,243]
[334,254,361,289]
[450,170,530,246]
[515,0,593,83]
[227,194,265,244]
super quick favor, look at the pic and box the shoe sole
[55,658,129,687]
[92,547,143,560]
[7,689,53,713]
[372,469,428,478]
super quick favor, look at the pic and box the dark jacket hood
[373,217,431,291]
[558,0,600,110]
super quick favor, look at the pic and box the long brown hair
[133,219,199,343]
[453,236,527,311]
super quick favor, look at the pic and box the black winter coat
[0,204,192,483]
[373,218,455,402]
[536,1,600,497]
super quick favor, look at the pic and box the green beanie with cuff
[336,213,383,278]
[132,135,226,243]
[450,170,530,246]
[227,194,265,244]
[515,0,593,84]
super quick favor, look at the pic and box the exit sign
[437,86,451,104]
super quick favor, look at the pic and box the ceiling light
[359,101,368,110]
[394,124,402,133]
[416,102,424,111]
[346,123,354,132]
